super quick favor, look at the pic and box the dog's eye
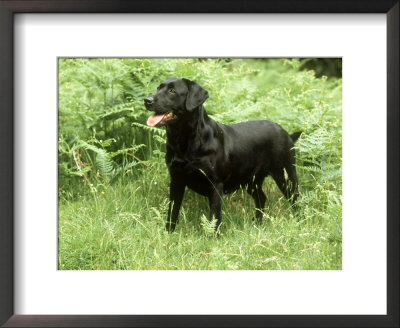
[168,88,176,94]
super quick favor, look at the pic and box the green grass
[58,58,342,270]
[58,158,342,270]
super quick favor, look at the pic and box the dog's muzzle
[144,96,154,108]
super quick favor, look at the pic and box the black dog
[145,78,300,232]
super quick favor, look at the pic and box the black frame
[0,1,398,327]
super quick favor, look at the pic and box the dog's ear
[183,78,209,111]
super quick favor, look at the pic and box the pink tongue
[147,114,166,127]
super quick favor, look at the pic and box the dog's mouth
[147,112,176,127]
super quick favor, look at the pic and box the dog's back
[217,120,297,193]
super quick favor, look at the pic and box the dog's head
[145,78,209,127]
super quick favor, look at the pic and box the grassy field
[58,58,342,270]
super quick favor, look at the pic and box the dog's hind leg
[286,163,299,203]
[208,182,224,230]
[247,174,267,223]
[271,165,299,204]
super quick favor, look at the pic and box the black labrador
[144,78,301,232]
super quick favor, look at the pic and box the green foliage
[200,215,219,237]
[58,58,342,270]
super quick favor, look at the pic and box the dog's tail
[290,131,302,143]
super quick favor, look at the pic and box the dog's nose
[144,96,154,105]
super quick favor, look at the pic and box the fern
[96,149,114,180]
[131,122,166,137]
[109,144,145,158]
[200,215,218,237]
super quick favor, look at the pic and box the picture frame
[0,0,398,327]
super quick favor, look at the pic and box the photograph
[58,58,342,270]
[1,0,397,325]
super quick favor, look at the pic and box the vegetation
[58,58,342,270]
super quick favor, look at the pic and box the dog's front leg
[166,179,185,232]
[208,182,223,231]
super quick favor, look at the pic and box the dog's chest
[166,142,217,184]
[167,152,215,195]
[167,150,209,175]
[166,133,213,170]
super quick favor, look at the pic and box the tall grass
[58,58,342,270]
